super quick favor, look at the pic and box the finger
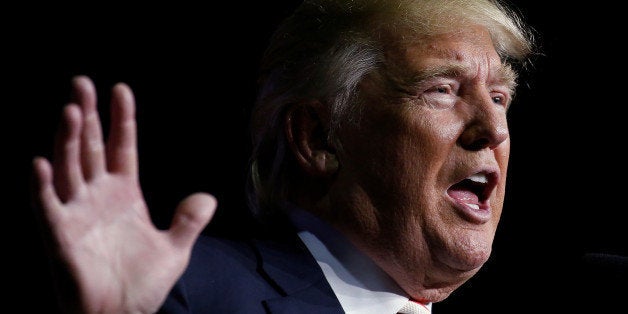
[52,104,84,202]
[73,76,107,180]
[169,193,217,249]
[106,82,138,177]
[32,157,63,224]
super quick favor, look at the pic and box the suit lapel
[251,234,344,314]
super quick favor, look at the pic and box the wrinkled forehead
[376,25,517,91]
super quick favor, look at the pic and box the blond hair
[247,0,535,217]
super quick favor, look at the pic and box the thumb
[168,192,217,249]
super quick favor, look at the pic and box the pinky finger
[32,157,63,223]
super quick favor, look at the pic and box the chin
[437,238,493,273]
[454,250,491,272]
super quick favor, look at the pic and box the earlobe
[285,102,339,177]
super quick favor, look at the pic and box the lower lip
[448,196,492,224]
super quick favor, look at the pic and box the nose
[458,94,509,151]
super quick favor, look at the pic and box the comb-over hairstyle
[247,0,535,217]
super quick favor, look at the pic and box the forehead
[381,25,507,81]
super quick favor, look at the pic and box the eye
[430,85,453,94]
[490,92,510,107]
[418,83,458,109]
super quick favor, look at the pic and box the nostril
[460,128,508,151]
[459,109,509,150]
[461,137,490,151]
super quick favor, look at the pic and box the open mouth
[447,171,498,223]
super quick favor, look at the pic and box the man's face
[329,25,514,302]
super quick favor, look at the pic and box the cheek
[487,141,510,226]
[495,141,510,199]
[423,115,465,144]
[373,119,460,223]
[401,111,464,179]
[405,106,466,151]
[338,107,463,203]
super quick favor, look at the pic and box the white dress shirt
[290,208,433,314]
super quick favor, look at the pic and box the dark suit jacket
[158,225,345,314]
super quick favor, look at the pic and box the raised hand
[32,76,216,314]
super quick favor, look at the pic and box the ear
[285,101,339,177]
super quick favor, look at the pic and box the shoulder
[185,222,307,274]
[162,231,315,313]
[181,235,262,289]
[189,235,257,268]
[159,216,345,314]
[160,235,276,313]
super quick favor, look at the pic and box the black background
[5,1,627,312]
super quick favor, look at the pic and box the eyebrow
[409,62,518,94]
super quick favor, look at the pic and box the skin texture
[291,25,514,303]
[32,77,216,313]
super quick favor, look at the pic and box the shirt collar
[289,207,432,314]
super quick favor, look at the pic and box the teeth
[466,203,480,210]
[467,173,488,183]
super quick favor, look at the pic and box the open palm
[32,76,215,313]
